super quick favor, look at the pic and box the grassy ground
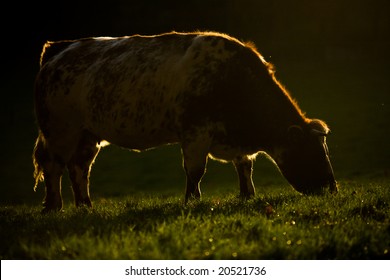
[1,181,389,259]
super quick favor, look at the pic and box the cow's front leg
[233,156,255,198]
[181,137,210,204]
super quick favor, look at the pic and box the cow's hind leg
[33,133,66,212]
[233,156,255,198]
[67,131,100,208]
[181,136,210,203]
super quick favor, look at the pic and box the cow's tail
[32,132,45,191]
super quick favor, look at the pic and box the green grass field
[1,44,389,260]
[1,181,389,259]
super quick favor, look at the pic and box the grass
[1,180,389,259]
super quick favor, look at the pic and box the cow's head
[273,119,337,194]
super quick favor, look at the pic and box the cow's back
[35,32,261,150]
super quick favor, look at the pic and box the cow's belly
[85,109,181,150]
[209,144,257,162]
[98,127,180,151]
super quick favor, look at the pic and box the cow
[33,31,337,212]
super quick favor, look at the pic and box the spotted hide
[33,31,337,212]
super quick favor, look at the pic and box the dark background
[1,0,389,204]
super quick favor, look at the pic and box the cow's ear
[288,125,304,144]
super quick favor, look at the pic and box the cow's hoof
[239,192,255,200]
[42,200,63,213]
[41,206,64,214]
[75,198,92,208]
[184,194,201,205]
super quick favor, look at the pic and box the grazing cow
[33,31,337,212]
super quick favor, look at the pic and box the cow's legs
[181,137,210,203]
[233,156,255,198]
[67,132,100,208]
[33,134,66,212]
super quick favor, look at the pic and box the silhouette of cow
[33,31,337,212]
